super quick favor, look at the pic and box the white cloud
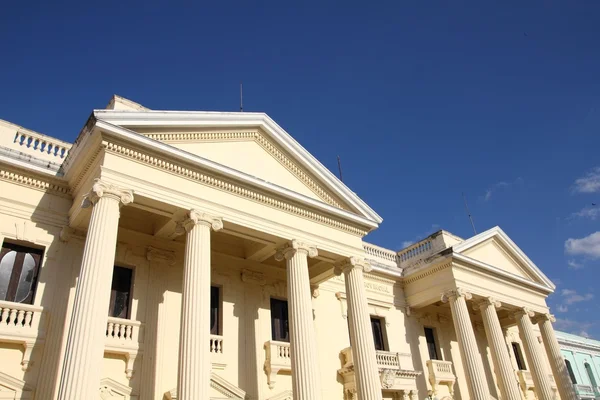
[580,331,591,338]
[571,206,600,220]
[565,231,600,259]
[557,305,568,313]
[400,224,441,250]
[567,260,584,270]
[401,241,414,248]
[573,167,600,193]
[554,318,594,336]
[560,289,594,305]
[483,178,523,202]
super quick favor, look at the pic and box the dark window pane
[371,317,385,351]
[425,327,439,360]
[566,360,577,384]
[512,343,526,371]
[0,243,43,304]
[109,266,133,318]
[270,298,289,342]
[210,286,220,335]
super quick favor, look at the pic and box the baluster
[9,309,18,326]
[0,307,6,324]
[24,311,33,327]
[16,310,25,326]
[120,324,127,339]
[114,323,121,338]
[216,339,222,353]
[107,322,114,338]
[125,324,132,340]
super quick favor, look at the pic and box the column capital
[176,209,223,234]
[473,297,501,311]
[274,240,318,261]
[83,179,134,208]
[441,287,472,303]
[512,307,535,319]
[333,256,372,275]
[533,313,556,324]
[146,246,176,265]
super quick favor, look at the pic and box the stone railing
[12,130,71,161]
[399,239,433,263]
[264,340,291,389]
[210,334,224,354]
[426,360,455,395]
[362,242,399,268]
[0,301,46,371]
[574,384,595,398]
[105,317,143,379]
[517,370,534,391]
[548,373,557,389]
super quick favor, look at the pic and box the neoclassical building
[557,331,600,399]
[0,95,580,400]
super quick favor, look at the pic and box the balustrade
[0,301,45,370]
[13,130,70,159]
[574,384,595,398]
[362,242,400,268]
[210,335,224,354]
[264,340,292,389]
[426,360,456,396]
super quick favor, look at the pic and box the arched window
[565,359,577,384]
[585,362,597,388]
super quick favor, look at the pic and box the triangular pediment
[453,226,554,290]
[267,390,293,400]
[93,104,383,228]
[0,371,33,398]
[99,377,133,399]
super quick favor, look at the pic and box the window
[565,359,577,384]
[370,316,387,351]
[512,342,526,371]
[424,327,440,360]
[585,362,598,387]
[210,286,221,335]
[271,298,289,342]
[108,266,133,318]
[0,242,43,304]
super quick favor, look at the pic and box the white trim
[0,153,63,177]
[452,226,555,290]
[93,109,383,224]
[452,252,553,293]
[94,119,378,230]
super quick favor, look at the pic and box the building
[557,331,600,399]
[0,95,579,400]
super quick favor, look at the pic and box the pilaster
[334,257,382,400]
[275,240,322,400]
[57,180,133,400]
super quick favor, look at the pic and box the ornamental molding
[334,257,371,275]
[104,141,368,236]
[146,246,176,265]
[532,313,556,324]
[175,209,223,234]
[403,262,452,284]
[0,167,70,197]
[275,240,318,261]
[241,268,266,286]
[473,297,501,310]
[142,129,345,209]
[441,288,472,303]
[82,179,134,207]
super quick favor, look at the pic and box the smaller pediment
[267,390,293,400]
[165,372,247,399]
[0,371,33,398]
[99,377,133,399]
[453,226,554,290]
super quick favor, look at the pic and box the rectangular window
[370,316,387,351]
[270,298,289,342]
[109,266,133,318]
[210,286,221,335]
[0,242,43,305]
[512,342,526,370]
[424,327,440,360]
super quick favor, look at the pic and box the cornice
[0,164,71,198]
[104,141,368,236]
[403,262,452,284]
[142,130,346,210]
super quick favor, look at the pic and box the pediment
[99,377,133,399]
[165,372,246,399]
[267,390,293,400]
[139,128,343,208]
[453,227,554,290]
[0,371,33,398]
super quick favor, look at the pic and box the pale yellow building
[0,95,576,400]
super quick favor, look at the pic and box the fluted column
[475,298,522,400]
[513,308,553,400]
[58,180,133,400]
[441,288,489,400]
[335,257,382,400]
[536,313,578,400]
[275,240,322,400]
[176,210,222,400]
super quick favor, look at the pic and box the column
[476,298,522,400]
[58,180,133,399]
[441,288,489,400]
[275,240,322,400]
[176,210,222,400]
[513,308,554,400]
[537,313,578,400]
[335,257,382,400]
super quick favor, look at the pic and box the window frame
[370,316,388,351]
[270,297,289,343]
[210,285,222,335]
[512,342,527,371]
[0,242,44,305]
[108,265,134,319]
[565,359,577,384]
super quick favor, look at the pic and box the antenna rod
[337,155,343,182]
[240,82,243,112]
[462,192,477,235]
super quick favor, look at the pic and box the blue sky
[1,2,599,337]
